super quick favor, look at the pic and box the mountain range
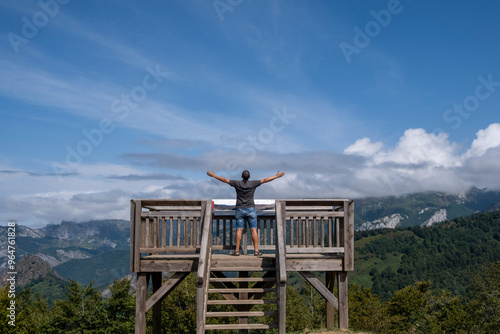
[2,187,500,301]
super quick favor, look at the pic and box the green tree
[465,261,500,333]
[387,281,431,333]
[349,284,390,333]
[106,278,135,334]
[48,280,107,334]
[15,288,51,334]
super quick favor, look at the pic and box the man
[206,170,285,256]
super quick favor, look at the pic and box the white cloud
[344,137,383,157]
[2,124,500,227]
[464,123,500,158]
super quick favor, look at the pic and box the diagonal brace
[146,272,189,312]
[299,271,339,309]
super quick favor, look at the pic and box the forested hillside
[353,210,500,299]
[3,211,499,333]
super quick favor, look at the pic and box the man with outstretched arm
[206,170,285,256]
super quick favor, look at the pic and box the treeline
[2,211,499,333]
[356,210,500,299]
[1,262,499,333]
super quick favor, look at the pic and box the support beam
[299,271,339,309]
[278,282,286,334]
[239,271,249,334]
[338,271,348,329]
[135,273,148,334]
[326,271,336,329]
[152,273,162,334]
[146,272,190,312]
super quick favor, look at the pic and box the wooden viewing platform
[131,199,354,333]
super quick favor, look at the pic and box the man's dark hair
[241,170,250,180]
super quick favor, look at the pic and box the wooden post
[135,273,148,334]
[326,271,336,329]
[152,273,162,334]
[239,271,249,334]
[338,271,348,330]
[275,200,287,334]
[343,200,354,271]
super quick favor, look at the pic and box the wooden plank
[143,206,202,211]
[133,200,142,272]
[283,205,335,211]
[139,199,203,207]
[197,200,211,334]
[210,277,276,282]
[183,217,188,247]
[196,200,212,285]
[335,217,340,247]
[130,200,136,272]
[206,311,277,317]
[320,217,325,247]
[285,247,344,254]
[278,282,286,334]
[209,288,275,294]
[204,324,278,330]
[161,217,166,247]
[176,217,181,247]
[135,273,148,334]
[281,199,348,207]
[328,217,333,247]
[286,258,343,272]
[344,200,355,271]
[299,271,338,309]
[285,211,344,217]
[326,271,336,329]
[313,217,318,247]
[338,271,348,329]
[207,299,277,305]
[146,272,189,312]
[140,260,197,272]
[275,200,287,284]
[169,218,173,247]
[155,217,160,248]
[139,247,199,253]
[152,273,162,334]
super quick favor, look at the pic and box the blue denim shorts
[235,207,257,229]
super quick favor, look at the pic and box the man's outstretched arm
[207,170,230,184]
[261,171,285,184]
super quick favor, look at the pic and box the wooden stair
[204,268,279,332]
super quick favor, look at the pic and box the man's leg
[250,228,259,253]
[234,208,245,254]
[235,228,243,253]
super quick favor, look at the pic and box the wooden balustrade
[131,199,354,270]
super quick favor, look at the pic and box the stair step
[205,323,278,330]
[209,288,275,294]
[207,299,277,305]
[209,277,276,283]
[206,311,278,317]
[211,267,276,272]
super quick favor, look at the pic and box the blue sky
[1,0,500,227]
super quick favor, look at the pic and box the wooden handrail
[196,200,212,334]
[197,200,212,285]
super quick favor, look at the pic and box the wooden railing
[196,200,213,334]
[279,199,355,270]
[130,199,354,271]
[130,199,209,272]
[211,212,277,253]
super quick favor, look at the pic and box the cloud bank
[2,124,500,227]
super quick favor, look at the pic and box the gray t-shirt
[229,180,261,208]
